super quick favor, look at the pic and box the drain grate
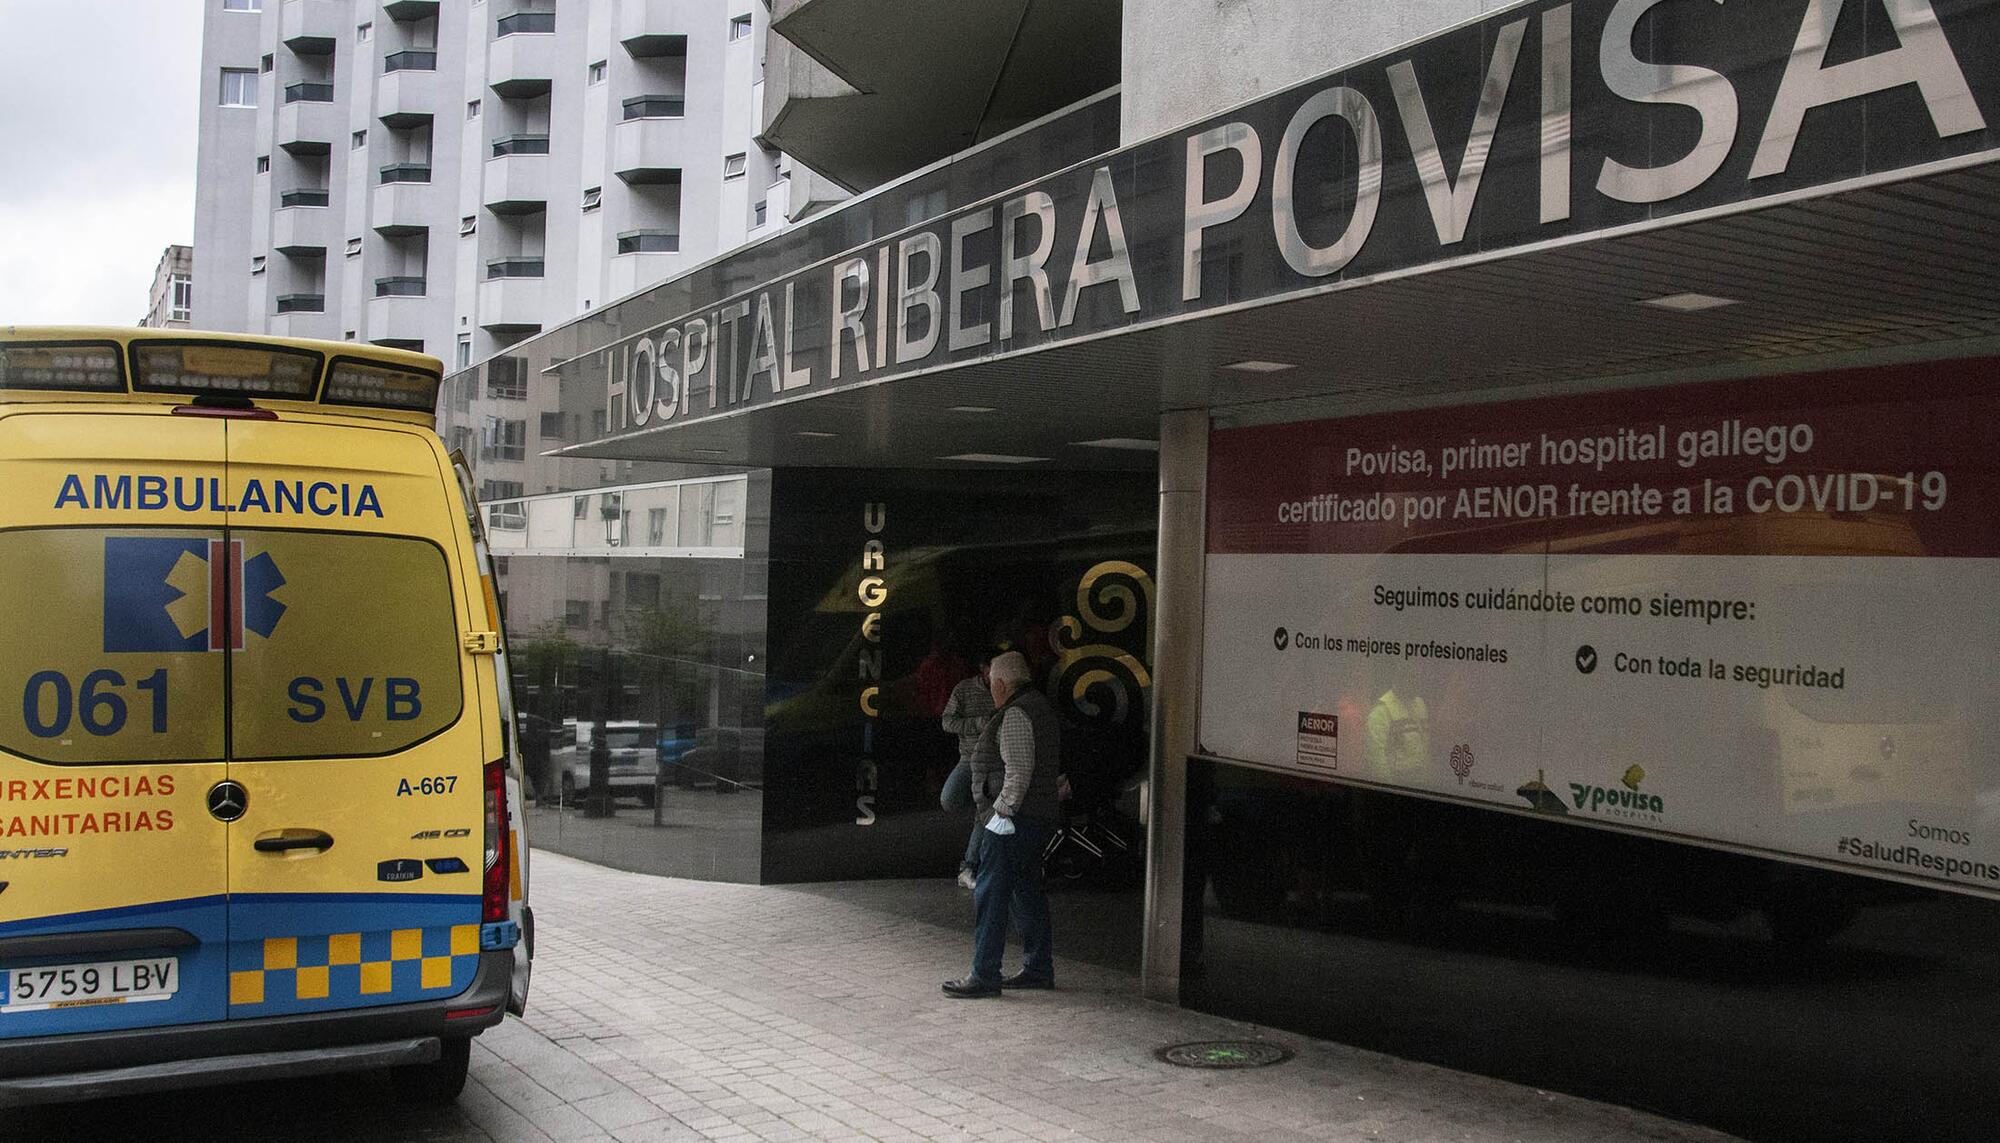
[1155,1040,1293,1069]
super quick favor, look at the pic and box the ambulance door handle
[253,830,335,853]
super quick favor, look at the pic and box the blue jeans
[970,816,1054,984]
[941,762,984,870]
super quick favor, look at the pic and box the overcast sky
[0,1,201,326]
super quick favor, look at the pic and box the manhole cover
[1155,1040,1292,1069]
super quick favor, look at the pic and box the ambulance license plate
[0,958,178,1012]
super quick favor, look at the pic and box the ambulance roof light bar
[0,330,444,415]
[0,341,125,393]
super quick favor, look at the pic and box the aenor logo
[1296,712,1337,736]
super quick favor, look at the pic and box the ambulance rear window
[0,528,228,765]
[230,531,463,760]
[0,528,464,765]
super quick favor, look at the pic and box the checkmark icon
[1273,628,1290,650]
[1575,645,1597,674]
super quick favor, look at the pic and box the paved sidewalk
[9,852,1739,1142]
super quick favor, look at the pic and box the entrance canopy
[547,0,2000,472]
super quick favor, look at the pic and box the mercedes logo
[207,781,248,823]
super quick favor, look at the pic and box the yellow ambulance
[0,328,530,1105]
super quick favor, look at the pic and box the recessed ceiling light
[690,448,726,455]
[797,430,837,438]
[939,453,1047,464]
[948,405,997,413]
[1073,438,1160,451]
[1221,359,1295,373]
[1639,292,1740,312]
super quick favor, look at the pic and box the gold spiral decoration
[1052,561,1155,725]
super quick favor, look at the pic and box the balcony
[383,50,437,73]
[486,258,545,279]
[283,81,335,104]
[274,293,326,314]
[367,291,430,345]
[477,275,545,333]
[382,0,439,19]
[614,115,687,185]
[277,99,340,155]
[376,67,438,129]
[371,180,436,236]
[616,229,678,254]
[491,134,549,157]
[489,19,556,98]
[272,204,329,257]
[280,0,342,55]
[277,187,329,209]
[483,152,549,214]
[621,96,684,120]
[610,249,682,297]
[374,276,427,297]
[495,11,557,36]
[378,162,432,184]
[617,0,691,58]
[268,310,336,341]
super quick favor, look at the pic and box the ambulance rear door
[218,414,491,1020]
[0,408,233,1038]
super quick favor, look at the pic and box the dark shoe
[941,976,1001,999]
[1000,971,1055,990]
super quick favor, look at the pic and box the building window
[729,13,753,39]
[356,21,371,41]
[487,356,528,400]
[456,334,472,369]
[351,129,367,150]
[255,154,271,174]
[459,215,477,236]
[345,236,362,257]
[343,330,357,341]
[564,600,589,629]
[753,199,768,226]
[250,255,267,274]
[573,496,589,520]
[170,276,193,324]
[466,99,481,120]
[539,411,567,438]
[259,53,274,74]
[483,479,523,501]
[219,68,257,108]
[581,185,601,211]
[723,153,746,180]
[482,418,527,461]
[223,0,261,11]
[588,60,606,85]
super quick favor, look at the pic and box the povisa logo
[1569,764,1663,819]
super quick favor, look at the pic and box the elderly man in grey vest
[943,651,1059,998]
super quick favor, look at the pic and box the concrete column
[1142,407,1208,1002]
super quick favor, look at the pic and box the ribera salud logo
[1569,764,1665,820]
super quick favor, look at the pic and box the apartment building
[191,0,791,366]
[139,244,195,328]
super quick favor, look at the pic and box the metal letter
[1182,123,1262,301]
[1541,4,1573,223]
[1750,0,1984,179]
[949,210,994,352]
[1595,0,1739,204]
[1058,166,1141,327]
[896,231,942,362]
[830,257,870,381]
[603,346,628,433]
[628,337,654,427]
[655,328,682,420]
[781,280,812,391]
[1000,191,1058,337]
[1271,87,1383,277]
[1387,17,1527,246]
[749,291,781,395]
[683,317,710,409]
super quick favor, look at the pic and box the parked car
[554,721,660,806]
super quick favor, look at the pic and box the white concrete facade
[192,0,789,365]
